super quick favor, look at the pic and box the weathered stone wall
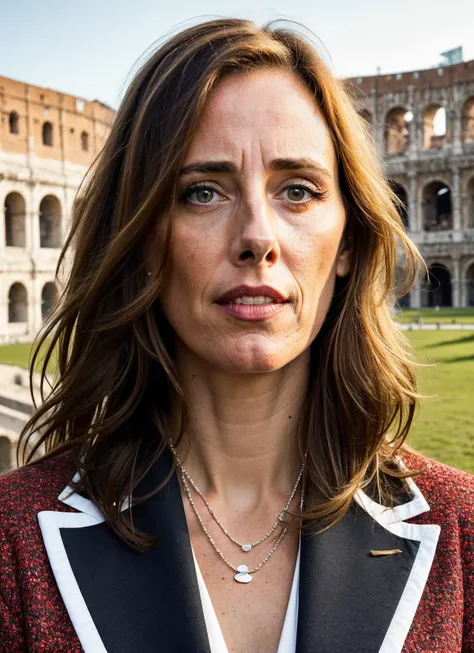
[348,60,474,307]
[0,75,114,343]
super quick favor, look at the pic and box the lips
[216,285,288,304]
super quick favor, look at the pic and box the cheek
[287,214,345,294]
[160,224,219,320]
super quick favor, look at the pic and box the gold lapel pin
[370,549,403,556]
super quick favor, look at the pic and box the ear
[336,233,352,278]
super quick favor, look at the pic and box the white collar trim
[48,456,440,653]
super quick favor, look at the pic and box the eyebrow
[179,157,332,179]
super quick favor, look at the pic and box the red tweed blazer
[0,449,473,653]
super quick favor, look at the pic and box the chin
[225,358,283,374]
[211,342,297,374]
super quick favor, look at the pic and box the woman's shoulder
[399,448,474,523]
[0,452,77,525]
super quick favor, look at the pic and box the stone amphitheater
[1,57,474,470]
[347,59,474,308]
[0,75,114,470]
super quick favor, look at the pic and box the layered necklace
[168,441,306,584]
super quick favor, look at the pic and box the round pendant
[234,564,252,583]
[242,544,252,552]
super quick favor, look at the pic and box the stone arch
[422,181,452,231]
[9,111,19,135]
[384,107,411,154]
[0,437,12,473]
[4,192,26,247]
[467,176,474,229]
[81,131,89,152]
[8,282,28,322]
[422,263,452,307]
[42,121,53,146]
[41,282,58,320]
[389,181,409,228]
[423,105,448,149]
[462,97,474,143]
[466,262,474,307]
[39,195,61,248]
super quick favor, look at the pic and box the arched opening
[462,97,474,143]
[81,131,89,152]
[41,282,58,320]
[39,195,61,248]
[389,181,409,229]
[8,283,28,322]
[467,177,474,228]
[4,192,26,247]
[9,111,19,135]
[422,181,452,231]
[467,263,474,307]
[42,121,53,146]
[422,264,452,307]
[0,437,12,473]
[423,105,447,149]
[384,107,411,154]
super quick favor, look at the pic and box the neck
[170,344,309,512]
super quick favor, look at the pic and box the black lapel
[59,448,211,653]
[295,505,420,653]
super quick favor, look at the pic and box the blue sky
[2,0,473,109]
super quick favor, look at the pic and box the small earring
[147,271,152,277]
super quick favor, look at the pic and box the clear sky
[2,0,473,109]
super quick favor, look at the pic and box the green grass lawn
[404,330,474,473]
[1,329,473,472]
[0,341,55,373]
[396,307,474,324]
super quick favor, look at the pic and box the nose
[230,193,281,267]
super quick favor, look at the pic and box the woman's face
[158,68,351,373]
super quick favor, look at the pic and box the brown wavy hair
[18,17,426,552]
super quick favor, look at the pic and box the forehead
[184,69,336,172]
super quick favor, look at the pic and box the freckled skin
[159,68,351,374]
